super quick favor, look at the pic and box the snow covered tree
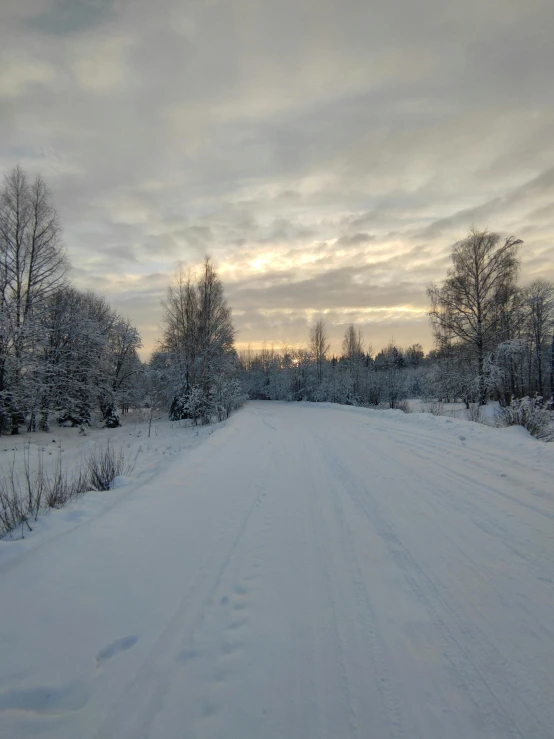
[486,339,527,405]
[310,319,330,385]
[158,257,240,422]
[405,343,424,368]
[27,288,142,430]
[0,167,142,433]
[77,291,127,428]
[374,343,406,408]
[196,256,236,395]
[105,314,142,419]
[0,166,68,433]
[27,287,91,430]
[162,268,199,414]
[238,337,433,410]
[521,279,554,399]
[341,324,365,402]
[428,229,521,404]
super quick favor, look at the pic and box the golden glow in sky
[1,0,553,358]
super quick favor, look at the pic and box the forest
[1,166,553,438]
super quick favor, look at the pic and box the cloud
[25,0,117,36]
[70,34,134,93]
[1,0,553,358]
[336,233,375,247]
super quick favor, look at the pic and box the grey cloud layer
[1,0,553,355]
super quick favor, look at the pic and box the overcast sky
[1,0,553,357]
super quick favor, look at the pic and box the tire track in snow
[324,415,554,715]
[369,418,554,517]
[306,429,407,739]
[184,417,323,739]
[3,401,554,739]
[318,433,548,739]
[368,422,554,580]
[300,431,361,739]
[338,415,554,586]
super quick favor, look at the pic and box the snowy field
[0,411,215,554]
[1,400,554,739]
[406,398,500,423]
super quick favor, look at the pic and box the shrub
[425,399,444,416]
[466,404,483,423]
[496,397,554,441]
[396,399,411,414]
[0,442,135,538]
[43,459,91,509]
[86,441,135,491]
[0,477,29,539]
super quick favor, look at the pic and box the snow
[1,401,554,739]
[0,412,215,566]
[406,398,501,423]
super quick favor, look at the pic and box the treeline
[0,167,244,436]
[0,167,143,434]
[2,165,551,435]
[239,331,425,408]
[428,230,553,407]
[240,231,554,410]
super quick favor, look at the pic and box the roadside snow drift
[1,401,553,739]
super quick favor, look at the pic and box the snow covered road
[1,401,554,739]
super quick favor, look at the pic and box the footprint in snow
[0,681,91,715]
[178,648,200,664]
[95,635,138,669]
[221,640,243,656]
[202,700,217,718]
[228,617,248,631]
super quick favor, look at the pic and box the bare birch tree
[522,279,554,398]
[310,318,330,384]
[0,166,68,432]
[428,229,521,405]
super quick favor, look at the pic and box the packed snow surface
[1,401,554,739]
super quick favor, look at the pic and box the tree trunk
[39,411,49,432]
[477,329,486,405]
[537,344,543,397]
[11,413,21,434]
[550,333,554,403]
